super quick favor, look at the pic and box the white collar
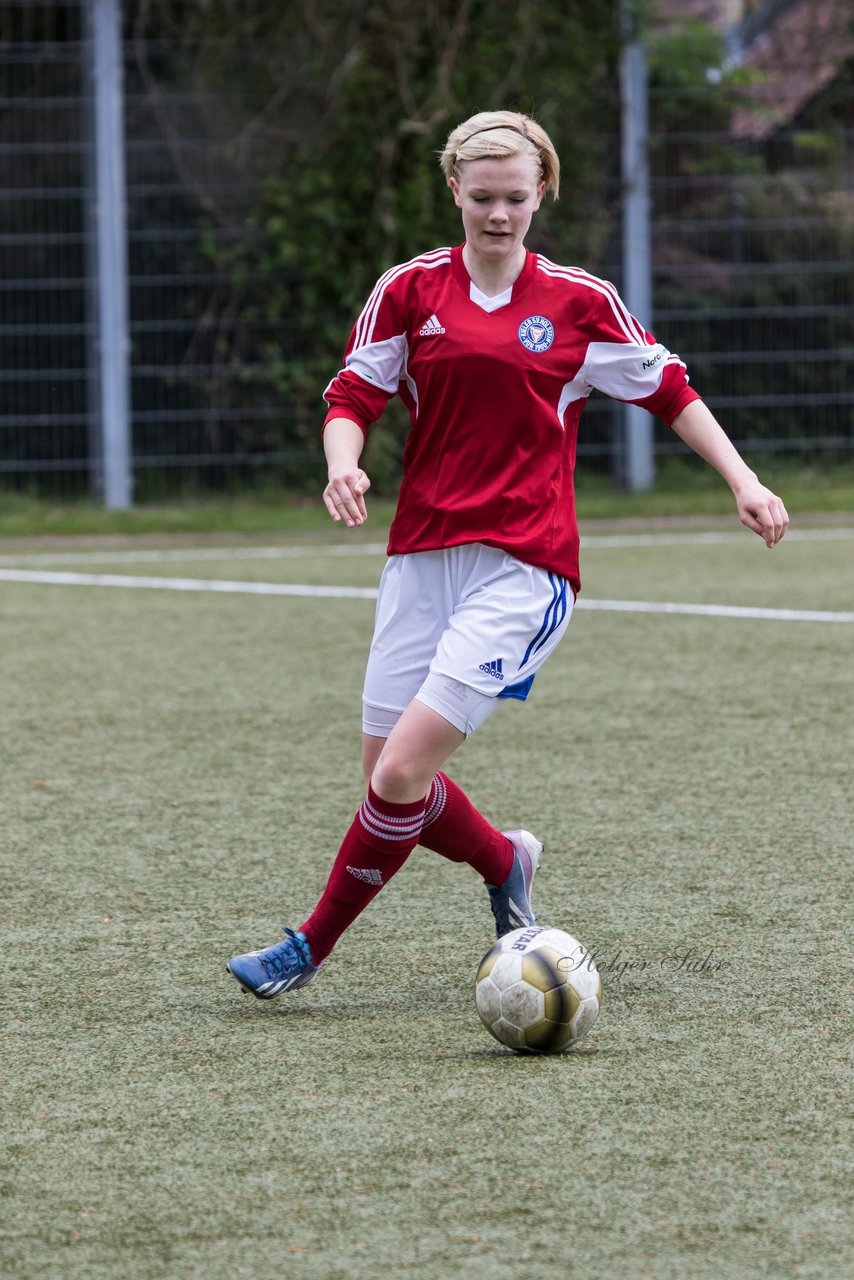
[469,281,513,313]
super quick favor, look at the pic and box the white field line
[1,567,852,623]
[0,569,377,600]
[580,527,854,549]
[577,598,854,623]
[0,542,390,567]
[0,526,850,568]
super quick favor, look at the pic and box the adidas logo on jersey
[479,659,505,681]
[419,313,446,336]
[346,866,383,886]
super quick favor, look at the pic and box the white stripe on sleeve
[537,258,647,345]
[354,249,451,350]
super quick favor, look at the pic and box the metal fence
[1,1,851,503]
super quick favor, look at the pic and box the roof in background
[655,0,853,138]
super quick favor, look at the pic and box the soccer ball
[475,925,602,1054]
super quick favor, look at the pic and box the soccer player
[227,110,788,998]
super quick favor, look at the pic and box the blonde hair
[439,110,560,200]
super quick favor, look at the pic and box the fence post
[620,4,654,493]
[84,0,132,509]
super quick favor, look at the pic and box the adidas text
[419,313,446,336]
[346,866,383,886]
[479,659,504,681]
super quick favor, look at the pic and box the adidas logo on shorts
[419,313,446,336]
[479,658,505,681]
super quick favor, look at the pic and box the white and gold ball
[475,925,602,1053]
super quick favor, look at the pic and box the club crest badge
[518,315,555,353]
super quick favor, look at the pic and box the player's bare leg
[361,733,385,789]
[366,701,540,936]
[368,699,465,802]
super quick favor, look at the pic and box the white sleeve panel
[582,340,673,403]
[344,332,408,394]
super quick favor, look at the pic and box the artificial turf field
[1,522,851,1280]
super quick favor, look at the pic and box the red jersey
[323,244,700,592]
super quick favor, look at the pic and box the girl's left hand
[733,480,789,548]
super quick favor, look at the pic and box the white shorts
[362,544,573,737]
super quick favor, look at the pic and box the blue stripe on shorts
[520,573,568,669]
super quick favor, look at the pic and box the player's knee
[370,749,431,803]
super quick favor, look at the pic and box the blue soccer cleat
[226,927,321,999]
[486,830,543,937]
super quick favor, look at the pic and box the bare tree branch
[132,0,231,228]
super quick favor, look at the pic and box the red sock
[300,784,426,963]
[420,772,513,885]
